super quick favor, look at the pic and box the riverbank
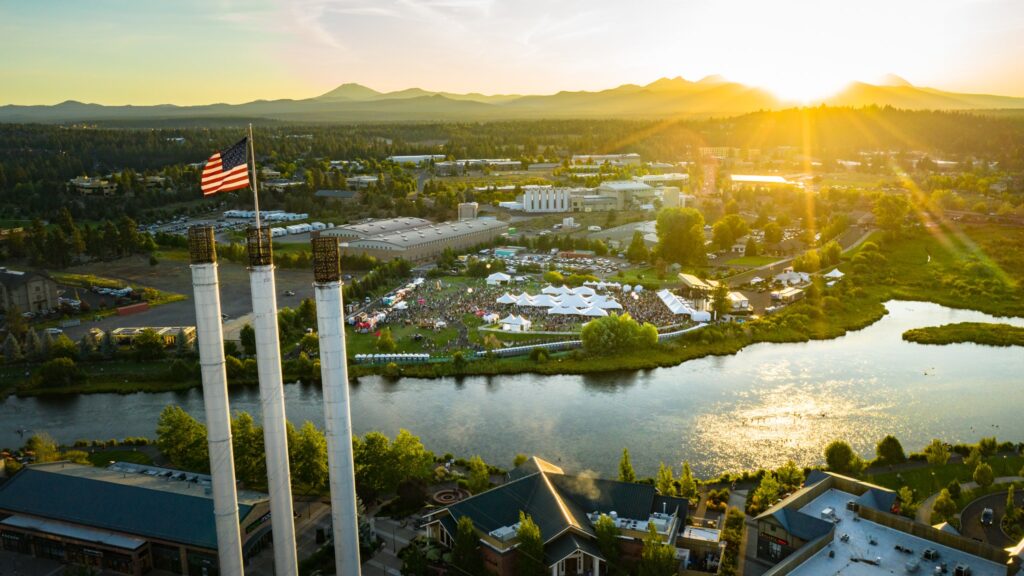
[9,223,1024,394]
[903,322,1024,347]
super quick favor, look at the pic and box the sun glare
[754,71,851,103]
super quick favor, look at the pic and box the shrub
[36,357,86,388]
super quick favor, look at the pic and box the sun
[754,71,851,103]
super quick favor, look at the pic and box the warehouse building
[325,217,431,241]
[0,462,273,576]
[0,268,58,313]
[323,218,507,262]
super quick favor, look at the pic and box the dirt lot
[58,255,320,341]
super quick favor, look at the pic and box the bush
[35,357,86,388]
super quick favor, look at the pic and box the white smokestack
[311,237,362,576]
[188,226,244,576]
[247,227,299,575]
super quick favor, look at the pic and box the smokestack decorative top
[312,237,341,284]
[188,226,217,264]
[246,227,273,267]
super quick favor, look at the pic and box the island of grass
[902,322,1024,347]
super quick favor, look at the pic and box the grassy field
[866,455,1024,507]
[87,449,153,467]
[903,322,1024,347]
[725,255,781,267]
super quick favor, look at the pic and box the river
[2,300,1022,478]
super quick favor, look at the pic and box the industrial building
[0,462,273,576]
[325,217,431,241]
[320,217,507,262]
[0,268,58,313]
[521,187,571,212]
[423,457,691,576]
[755,471,1019,576]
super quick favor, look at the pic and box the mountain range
[3,76,1023,123]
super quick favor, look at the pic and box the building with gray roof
[423,456,689,576]
[0,461,272,575]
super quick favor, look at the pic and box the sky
[3,0,1024,105]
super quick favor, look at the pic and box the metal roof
[0,466,258,550]
[2,515,146,551]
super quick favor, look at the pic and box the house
[0,268,58,313]
[423,457,688,576]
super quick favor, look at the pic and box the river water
[2,301,1021,478]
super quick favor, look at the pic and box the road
[959,482,1023,548]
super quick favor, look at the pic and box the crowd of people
[359,277,696,351]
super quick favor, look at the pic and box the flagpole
[248,123,262,230]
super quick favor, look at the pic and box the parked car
[980,508,994,526]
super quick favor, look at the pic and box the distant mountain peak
[697,74,728,85]
[315,83,382,101]
[876,73,913,87]
[645,76,693,91]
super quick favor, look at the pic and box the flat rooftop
[788,489,1006,576]
[43,461,267,505]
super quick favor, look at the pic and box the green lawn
[87,449,153,467]
[725,255,781,267]
[865,455,1024,505]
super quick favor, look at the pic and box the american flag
[201,138,250,196]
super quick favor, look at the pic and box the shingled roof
[446,456,687,544]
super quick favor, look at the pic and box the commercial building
[729,174,799,190]
[345,175,378,189]
[596,181,656,210]
[423,457,690,576]
[322,218,507,262]
[69,176,117,196]
[110,326,196,347]
[755,471,1019,576]
[0,461,273,576]
[435,159,523,175]
[325,217,432,241]
[458,202,480,221]
[571,153,641,166]
[0,268,58,313]
[387,154,445,165]
[633,173,690,186]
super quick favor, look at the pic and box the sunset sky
[3,0,1024,105]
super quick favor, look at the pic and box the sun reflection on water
[691,370,902,475]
